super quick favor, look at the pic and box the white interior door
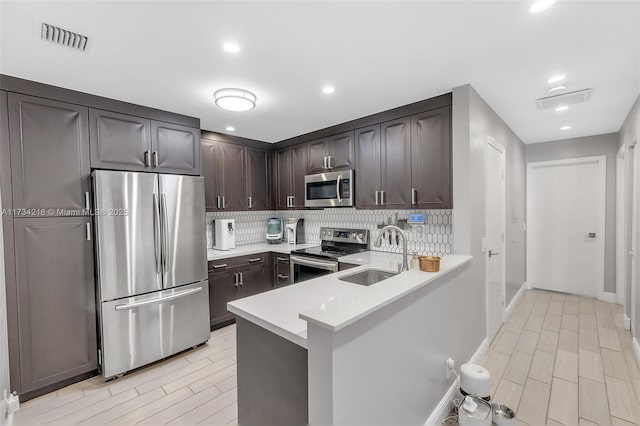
[527,156,606,298]
[486,139,506,341]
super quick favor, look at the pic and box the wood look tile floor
[14,324,239,425]
[482,289,640,426]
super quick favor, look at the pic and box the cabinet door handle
[328,156,334,169]
[144,150,151,167]
[86,222,91,241]
[212,263,227,269]
[152,151,159,168]
[381,190,386,206]
[412,188,417,205]
[323,156,327,169]
[239,272,244,286]
[221,196,226,209]
[248,257,262,263]
[216,196,221,209]
[234,273,239,287]
[290,196,294,207]
[375,190,379,205]
[85,192,90,210]
[248,196,253,209]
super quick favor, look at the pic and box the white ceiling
[1,1,638,144]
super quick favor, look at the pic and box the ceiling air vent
[40,23,89,52]
[537,89,591,110]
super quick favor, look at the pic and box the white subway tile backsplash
[206,208,453,257]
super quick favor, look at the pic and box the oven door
[290,255,339,283]
[305,170,354,207]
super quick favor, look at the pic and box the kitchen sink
[338,269,398,286]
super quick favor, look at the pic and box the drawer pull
[212,263,227,269]
[248,258,262,263]
[277,257,289,262]
[277,274,289,279]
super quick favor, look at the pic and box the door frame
[485,137,507,341]
[526,155,607,300]
[617,145,626,308]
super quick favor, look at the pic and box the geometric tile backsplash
[206,208,453,257]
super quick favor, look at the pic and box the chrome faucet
[374,225,409,272]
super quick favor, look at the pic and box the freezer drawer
[100,281,210,379]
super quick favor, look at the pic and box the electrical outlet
[445,358,455,380]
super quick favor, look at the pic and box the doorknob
[488,250,500,258]
[584,233,596,238]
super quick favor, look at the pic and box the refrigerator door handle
[161,194,169,274]
[114,286,203,311]
[153,193,162,275]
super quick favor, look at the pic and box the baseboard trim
[424,338,489,425]
[624,314,631,331]
[505,281,527,321]
[601,292,617,303]
[633,337,640,370]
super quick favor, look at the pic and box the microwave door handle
[336,175,342,203]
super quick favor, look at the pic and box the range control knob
[350,232,357,239]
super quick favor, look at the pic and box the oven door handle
[290,255,339,272]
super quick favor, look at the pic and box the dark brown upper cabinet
[246,148,272,210]
[90,110,200,175]
[354,125,382,209]
[290,144,307,208]
[275,145,307,210]
[411,107,452,209]
[151,121,200,175]
[89,109,152,172]
[275,148,292,210]
[216,142,247,211]
[307,131,354,173]
[8,93,91,216]
[380,117,412,208]
[13,216,97,394]
[201,139,218,211]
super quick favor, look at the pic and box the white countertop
[207,242,317,261]
[227,252,472,348]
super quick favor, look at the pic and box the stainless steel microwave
[304,170,354,207]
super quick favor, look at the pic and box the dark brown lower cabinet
[13,217,97,396]
[208,268,240,328]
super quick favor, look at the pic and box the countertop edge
[299,255,473,332]
[227,304,309,349]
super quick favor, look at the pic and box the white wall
[525,133,620,295]
[619,95,640,338]
[454,85,527,306]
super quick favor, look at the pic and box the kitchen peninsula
[228,252,472,425]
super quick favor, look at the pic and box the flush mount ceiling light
[530,0,556,13]
[547,74,565,84]
[548,85,567,93]
[225,126,235,132]
[322,86,335,94]
[555,105,569,112]
[223,42,240,54]
[560,125,572,130]
[214,88,256,112]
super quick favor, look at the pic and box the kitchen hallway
[12,325,239,425]
[481,289,640,425]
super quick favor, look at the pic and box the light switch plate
[481,237,487,253]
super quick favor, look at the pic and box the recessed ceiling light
[530,0,556,13]
[555,106,569,112]
[547,74,565,84]
[560,125,572,130]
[548,85,567,92]
[214,88,257,112]
[223,42,240,54]
[225,126,235,132]
[322,86,335,94]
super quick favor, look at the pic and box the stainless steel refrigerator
[93,170,209,379]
